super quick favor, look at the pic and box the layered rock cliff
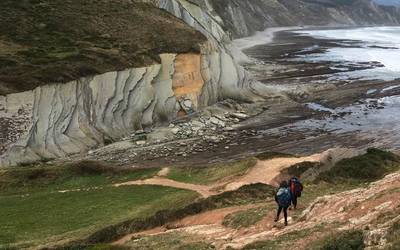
[0,0,272,167]
[210,0,400,38]
[2,0,400,167]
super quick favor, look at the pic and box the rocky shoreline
[59,28,400,169]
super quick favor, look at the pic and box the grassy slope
[316,148,400,184]
[240,149,400,249]
[0,163,198,248]
[2,149,399,249]
[167,158,257,185]
[0,161,160,195]
[308,230,365,250]
[0,0,206,95]
[0,186,197,247]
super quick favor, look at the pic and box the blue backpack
[277,187,292,207]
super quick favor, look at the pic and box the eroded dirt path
[113,204,257,245]
[224,171,400,249]
[115,170,400,249]
[114,148,360,198]
[115,176,216,198]
[223,154,322,191]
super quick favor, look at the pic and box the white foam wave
[294,27,400,75]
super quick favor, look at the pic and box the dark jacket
[289,177,303,197]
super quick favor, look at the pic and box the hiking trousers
[292,195,298,208]
[276,206,288,223]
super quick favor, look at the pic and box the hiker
[289,176,303,209]
[274,180,292,226]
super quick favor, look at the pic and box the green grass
[0,0,206,95]
[316,148,400,184]
[222,205,272,229]
[0,162,196,248]
[77,183,276,246]
[0,161,159,195]
[286,161,320,178]
[0,185,198,248]
[167,158,257,185]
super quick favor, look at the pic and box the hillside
[210,0,400,38]
[1,149,399,249]
[0,0,205,95]
[1,0,400,249]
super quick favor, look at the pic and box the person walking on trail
[289,176,303,209]
[274,180,292,226]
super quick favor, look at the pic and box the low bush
[256,151,295,161]
[316,148,400,184]
[67,160,123,176]
[310,230,364,250]
[385,221,400,249]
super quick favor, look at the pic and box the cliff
[0,0,273,167]
[210,0,400,38]
[2,0,400,167]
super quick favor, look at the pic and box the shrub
[312,230,365,250]
[256,151,295,161]
[316,148,400,183]
[67,160,121,176]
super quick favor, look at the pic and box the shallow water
[293,27,400,80]
[295,95,400,149]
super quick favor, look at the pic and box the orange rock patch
[172,53,205,107]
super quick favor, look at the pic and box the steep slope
[0,0,275,167]
[0,0,205,95]
[210,0,400,38]
[2,0,400,167]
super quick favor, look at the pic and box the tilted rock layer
[2,0,400,166]
[210,0,400,38]
[1,0,275,167]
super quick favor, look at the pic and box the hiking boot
[284,221,288,226]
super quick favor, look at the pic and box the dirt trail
[115,148,358,198]
[111,148,400,249]
[223,171,400,249]
[223,154,322,191]
[115,154,309,197]
[115,167,216,197]
[113,205,257,245]
[115,176,216,197]
[171,205,258,228]
[116,171,400,249]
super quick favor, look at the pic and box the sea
[293,26,400,80]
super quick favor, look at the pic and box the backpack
[290,178,303,197]
[276,187,292,207]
